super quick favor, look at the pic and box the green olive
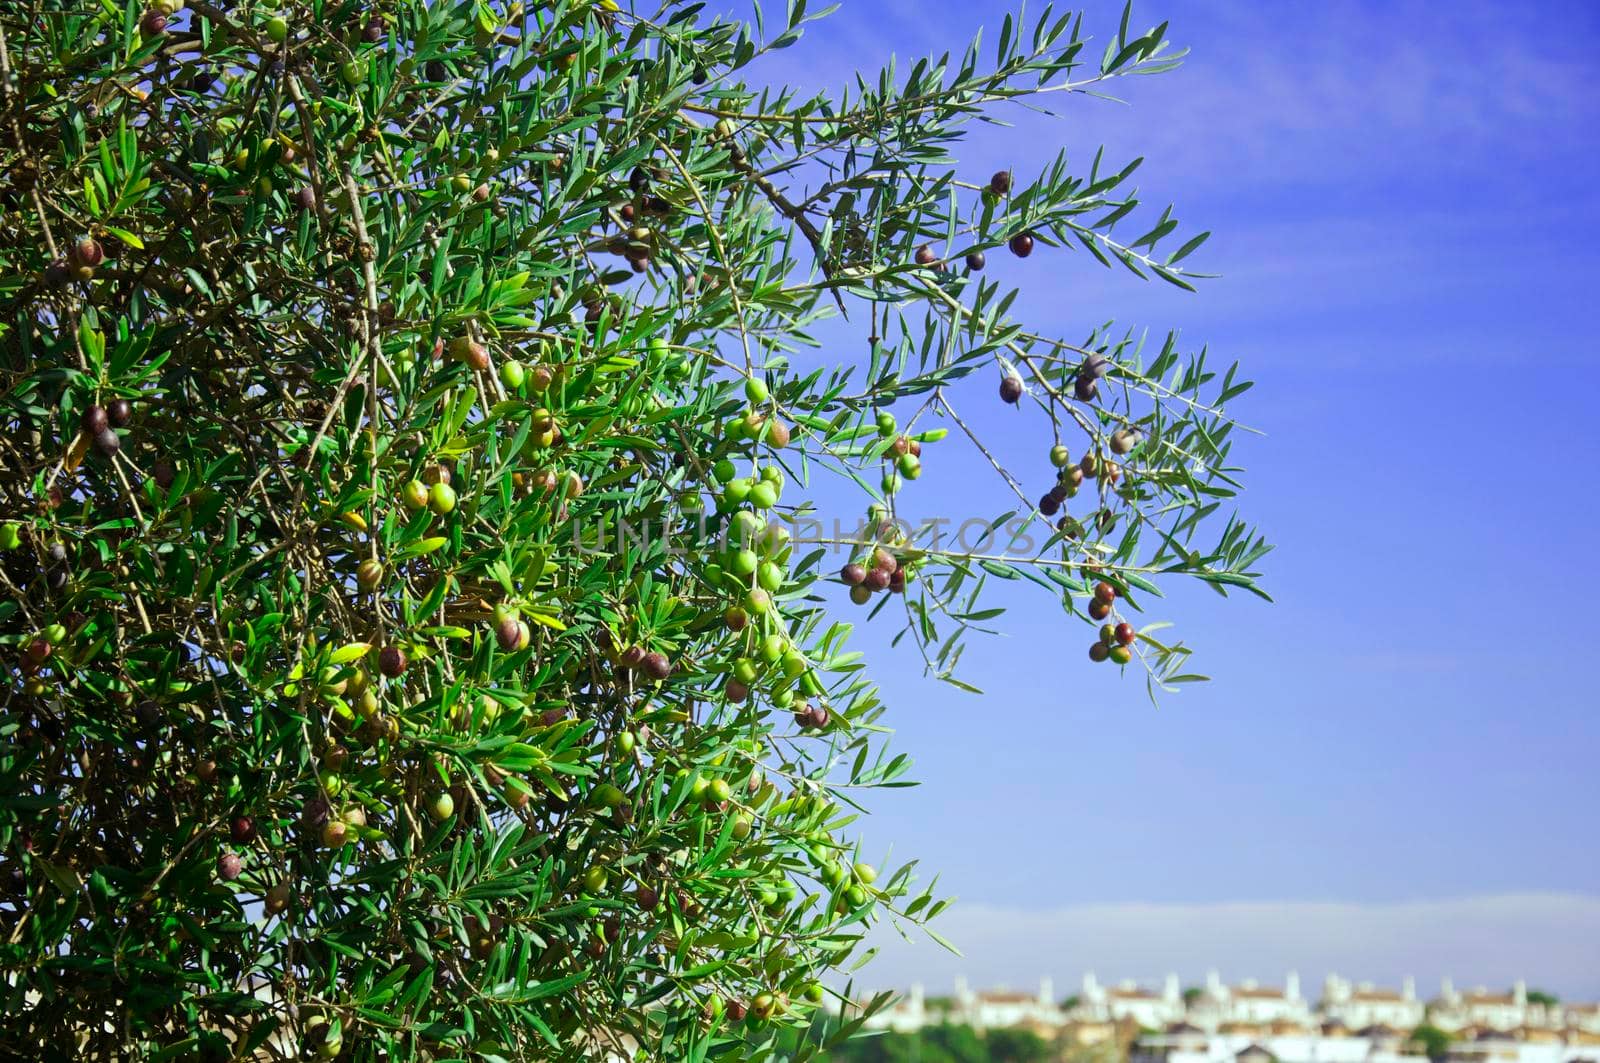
[749,482,778,509]
[780,650,806,679]
[428,481,457,514]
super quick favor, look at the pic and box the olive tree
[0,0,1268,1058]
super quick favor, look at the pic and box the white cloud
[858,893,1600,999]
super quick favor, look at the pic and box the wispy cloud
[862,893,1600,998]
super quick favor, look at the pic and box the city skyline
[871,970,1581,1008]
[858,965,1600,1045]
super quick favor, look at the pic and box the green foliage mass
[773,1019,1052,1063]
[0,0,1266,1058]
[1410,1024,1455,1060]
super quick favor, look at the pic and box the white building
[1135,1028,1414,1063]
[949,976,1064,1031]
[1321,974,1426,1031]
[1135,1028,1595,1063]
[1079,972,1187,1029]
[859,972,1600,1049]
[1444,1029,1595,1063]
[865,982,931,1033]
[1189,971,1314,1031]
[1431,980,1531,1033]
[1562,1002,1600,1035]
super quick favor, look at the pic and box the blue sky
[707,0,1600,997]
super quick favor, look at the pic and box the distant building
[1136,1027,1595,1063]
[1439,1027,1591,1063]
[1322,974,1425,1030]
[1079,972,1188,1029]
[1133,1027,1414,1063]
[1432,980,1532,1032]
[867,982,931,1033]
[949,976,1063,1031]
[1563,1005,1600,1037]
[857,971,1600,1057]
[1190,971,1313,1032]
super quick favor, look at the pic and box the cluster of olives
[5,535,87,696]
[840,545,908,604]
[447,333,492,373]
[1038,425,1139,519]
[398,462,461,517]
[617,642,674,682]
[720,627,818,713]
[727,376,793,449]
[491,604,535,655]
[1086,581,1136,664]
[608,165,675,273]
[869,409,938,495]
[79,398,139,458]
[43,233,111,289]
[1075,352,1110,403]
[296,784,382,853]
[984,169,1036,258]
[909,170,1033,274]
[914,242,992,274]
[707,483,792,622]
[14,618,70,699]
[712,458,786,514]
[701,417,843,719]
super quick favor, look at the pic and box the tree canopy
[0,0,1266,1058]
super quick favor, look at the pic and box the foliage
[0,0,1265,1058]
[774,1019,1050,1063]
[1526,990,1559,1008]
[982,1027,1054,1062]
[1410,1024,1454,1060]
